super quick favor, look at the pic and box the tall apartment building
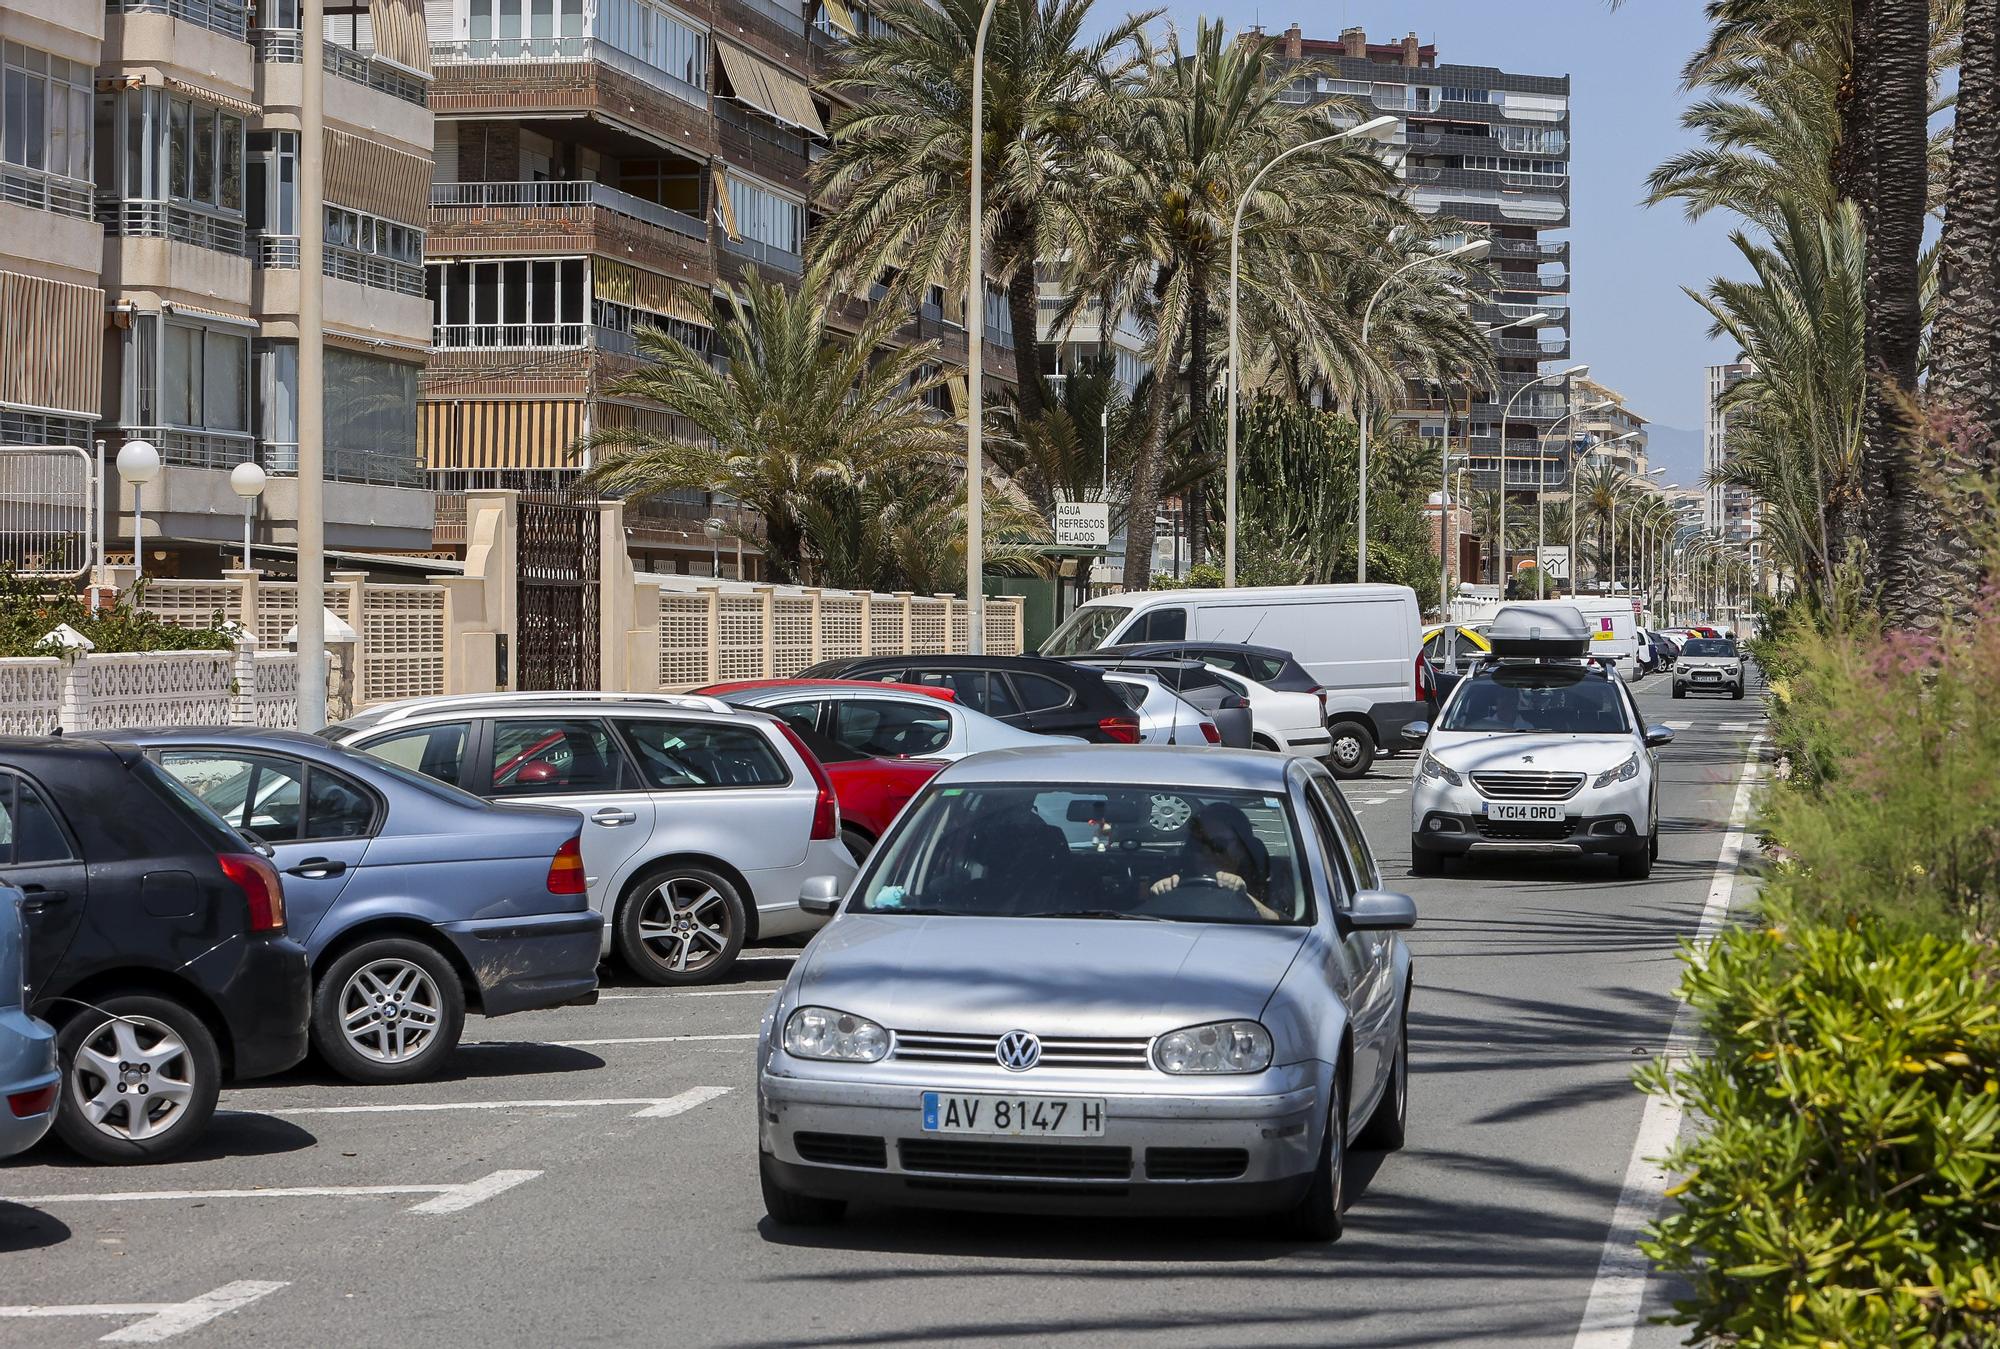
[1275,25,1573,497]
[1574,375,1648,478]
[0,0,437,578]
[420,0,1012,576]
[1704,360,1760,573]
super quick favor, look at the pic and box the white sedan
[1204,667,1334,759]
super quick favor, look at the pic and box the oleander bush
[0,571,235,657]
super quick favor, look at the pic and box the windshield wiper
[1015,909,1171,922]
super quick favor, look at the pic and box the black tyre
[53,994,220,1164]
[312,937,467,1085]
[1284,1070,1347,1242]
[1649,825,1661,863]
[761,1153,847,1227]
[1671,685,1685,699]
[840,826,874,865]
[1618,848,1653,880]
[1355,1001,1409,1152]
[616,863,748,986]
[1409,837,1444,877]
[1325,721,1376,781]
[1730,683,1745,700]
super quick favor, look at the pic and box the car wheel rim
[341,959,446,1064]
[637,878,733,974]
[69,1015,197,1142]
[1329,1083,1346,1218]
[1333,737,1361,768]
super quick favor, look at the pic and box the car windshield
[1439,666,1633,735]
[1681,639,1737,657]
[853,784,1309,925]
[1040,605,1130,657]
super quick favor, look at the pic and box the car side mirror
[1644,725,1675,748]
[798,875,845,916]
[1400,721,1431,745]
[1346,889,1418,931]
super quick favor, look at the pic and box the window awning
[369,0,432,77]
[715,43,825,138]
[593,259,714,328]
[161,76,259,119]
[325,129,431,227]
[820,0,858,38]
[711,164,741,240]
[947,372,968,419]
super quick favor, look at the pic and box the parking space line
[1716,721,1755,730]
[244,1086,732,1121]
[1663,720,1692,730]
[539,1032,760,1048]
[4,1169,541,1217]
[632,1085,733,1118]
[596,987,778,999]
[0,1281,287,1344]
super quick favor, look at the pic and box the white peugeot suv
[1403,605,1675,880]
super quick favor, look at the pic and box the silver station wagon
[756,745,1417,1241]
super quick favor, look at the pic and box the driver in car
[1149,802,1281,921]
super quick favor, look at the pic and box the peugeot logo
[996,1030,1041,1071]
[1521,754,1535,764]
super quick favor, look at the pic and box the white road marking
[596,987,778,999]
[243,1086,732,1120]
[1717,721,1755,731]
[1663,721,1692,731]
[537,1032,760,1048]
[0,1281,287,1344]
[1572,731,1764,1349]
[4,1169,541,1217]
[1360,798,1392,807]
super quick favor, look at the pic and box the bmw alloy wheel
[340,958,446,1064]
[68,1014,198,1144]
[638,877,734,976]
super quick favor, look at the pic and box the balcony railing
[121,425,258,471]
[109,0,247,42]
[429,37,709,109]
[717,99,809,162]
[326,243,425,296]
[324,43,430,106]
[1493,335,1573,358]
[99,200,247,256]
[430,180,708,241]
[739,0,808,37]
[721,233,804,274]
[434,322,589,349]
[260,441,427,487]
[252,26,302,60]
[1491,236,1568,259]
[1,165,94,222]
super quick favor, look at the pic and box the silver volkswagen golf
[756,745,1416,1241]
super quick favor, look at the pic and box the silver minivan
[326,694,857,985]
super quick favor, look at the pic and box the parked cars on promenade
[109,729,602,1084]
[794,655,1143,744]
[703,678,1083,760]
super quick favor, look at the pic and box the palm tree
[800,467,1050,593]
[581,266,960,585]
[812,0,1149,426]
[1465,487,1532,587]
[1574,462,1630,590]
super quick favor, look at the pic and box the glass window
[1134,607,1187,642]
[360,723,470,785]
[616,719,788,789]
[489,719,628,794]
[305,767,375,839]
[1010,673,1072,714]
[163,322,200,427]
[1,776,74,865]
[155,750,306,841]
[1039,604,1129,657]
[983,675,1022,719]
[909,669,989,711]
[853,785,1308,925]
[1309,776,1379,893]
[191,102,216,204]
[832,698,950,758]
[759,698,823,740]
[168,97,190,199]
[1439,666,1633,735]
[0,43,86,179]
[204,330,248,433]
[324,347,419,466]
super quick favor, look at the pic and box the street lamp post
[1533,398,1609,597]
[115,440,160,583]
[230,461,267,572]
[1223,115,1400,586]
[703,516,725,578]
[963,0,1001,650]
[1571,430,1637,597]
[1498,363,1588,592]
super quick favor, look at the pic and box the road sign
[1054,500,1110,548]
[1538,546,1570,579]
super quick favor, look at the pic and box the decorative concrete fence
[0,643,301,736]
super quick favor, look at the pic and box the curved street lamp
[1497,363,1587,588]
[1531,398,1609,596]
[1571,430,1637,597]
[1222,114,1401,586]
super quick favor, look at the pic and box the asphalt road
[0,672,1765,1348]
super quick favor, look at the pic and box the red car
[760,719,940,860]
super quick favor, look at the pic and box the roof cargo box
[1486,603,1592,658]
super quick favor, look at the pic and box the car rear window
[616,719,790,789]
[1681,640,1737,657]
[132,758,255,852]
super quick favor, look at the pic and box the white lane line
[1717,721,1755,731]
[0,1281,288,1344]
[543,1033,759,1048]
[596,987,778,999]
[1360,798,1392,807]
[4,1169,542,1217]
[244,1086,731,1121]
[1572,731,1765,1349]
[1663,720,1692,731]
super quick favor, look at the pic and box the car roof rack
[1485,603,1594,659]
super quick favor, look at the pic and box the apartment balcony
[252,29,430,109]
[1493,268,1569,296]
[2,166,94,223]
[110,0,247,42]
[718,231,806,279]
[429,40,716,157]
[254,235,425,297]
[1478,300,1568,330]
[423,333,664,402]
[715,99,811,191]
[1466,462,1568,491]
[429,180,713,278]
[721,0,814,70]
[100,199,246,255]
[1491,236,1569,264]
[1492,334,1572,361]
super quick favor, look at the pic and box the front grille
[898,1139,1133,1180]
[1145,1148,1249,1180]
[891,1030,1152,1070]
[1471,771,1585,800]
[794,1132,887,1168]
[1476,818,1578,841]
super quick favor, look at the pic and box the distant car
[757,745,1417,1242]
[1200,666,1335,759]
[1421,624,1494,709]
[1672,639,1746,700]
[116,728,602,1084]
[789,657,1142,743]
[325,693,857,986]
[1061,657,1254,748]
[0,885,57,1160]
[1646,630,1682,671]
[3,737,310,1163]
[704,679,1072,762]
[1634,630,1658,675]
[1097,671,1225,747]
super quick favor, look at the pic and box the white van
[1568,595,1643,679]
[1040,584,1428,778]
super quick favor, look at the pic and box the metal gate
[0,446,92,578]
[516,487,600,691]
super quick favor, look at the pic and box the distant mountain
[1644,422,1706,490]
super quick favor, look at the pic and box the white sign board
[1054,501,1110,548]
[1537,546,1571,580]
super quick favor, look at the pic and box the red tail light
[772,721,840,840]
[1098,714,1142,744]
[218,852,286,933]
[546,836,588,895]
[8,1083,56,1118]
[1414,652,1436,705]
[1199,720,1222,744]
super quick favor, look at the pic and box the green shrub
[0,572,235,657]
[1641,916,2000,1347]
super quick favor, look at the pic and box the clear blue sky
[1090,0,1741,447]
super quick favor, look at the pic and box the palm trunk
[1184,263,1210,566]
[1920,0,2000,608]
[1853,0,1931,625]
[1122,333,1185,591]
[1001,209,1047,427]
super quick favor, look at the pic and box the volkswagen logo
[995,1030,1041,1071]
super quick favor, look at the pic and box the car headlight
[1419,752,1463,787]
[782,1006,890,1062]
[1593,753,1641,789]
[1153,1020,1274,1075]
